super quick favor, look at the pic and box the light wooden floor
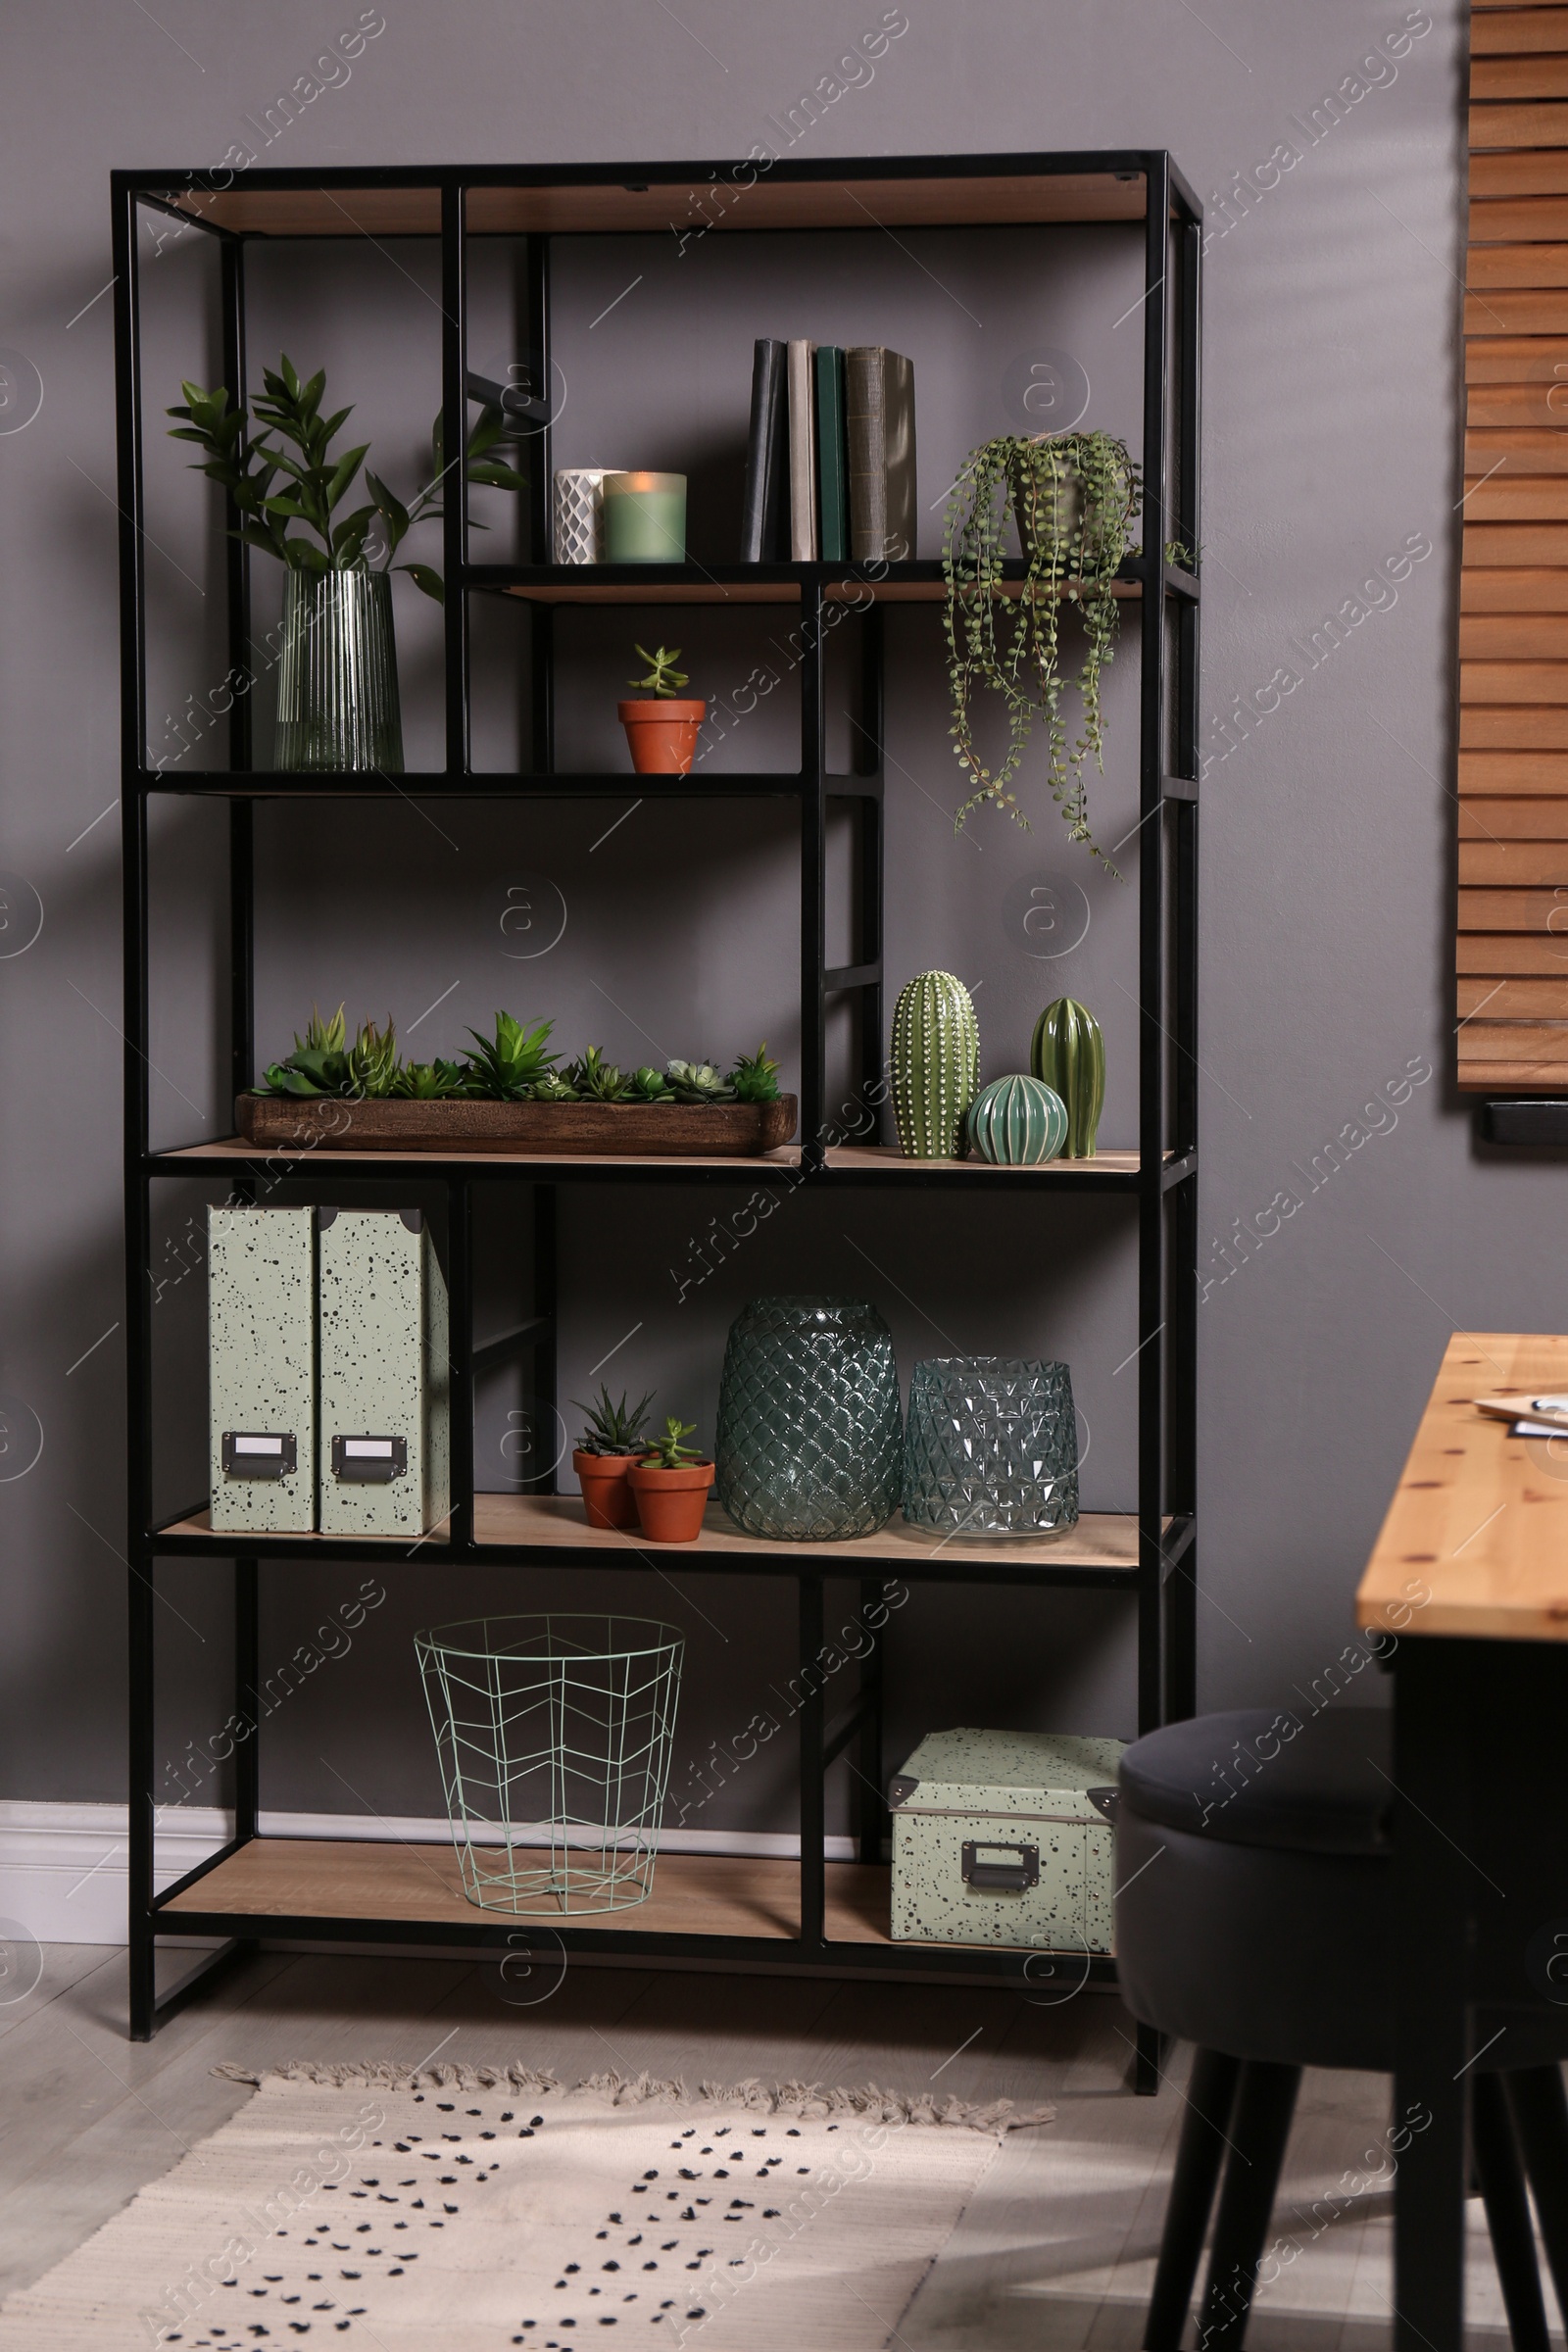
[0,1945,1552,2348]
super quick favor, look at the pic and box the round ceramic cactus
[1030,998,1104,1158]
[967,1073,1068,1165]
[891,971,980,1158]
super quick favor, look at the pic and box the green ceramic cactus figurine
[891,970,980,1157]
[967,1073,1068,1165]
[1031,997,1104,1157]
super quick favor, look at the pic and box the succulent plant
[462,1011,559,1101]
[257,1002,353,1096]
[627,1065,676,1103]
[345,1017,401,1099]
[1031,998,1105,1158]
[890,971,980,1158]
[573,1384,657,1456]
[642,1415,706,1469]
[666,1058,733,1105]
[727,1043,780,1104]
[629,642,689,699]
[395,1058,468,1101]
[567,1045,634,1102]
[531,1070,580,1102]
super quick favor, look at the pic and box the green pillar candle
[603,470,687,563]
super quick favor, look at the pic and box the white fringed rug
[0,2064,1053,2352]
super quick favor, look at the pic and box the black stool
[1115,1707,1568,2352]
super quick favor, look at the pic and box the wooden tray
[235,1092,799,1156]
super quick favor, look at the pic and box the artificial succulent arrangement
[168,353,527,603]
[254,1007,783,1106]
[573,1386,657,1456]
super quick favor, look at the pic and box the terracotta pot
[628,1458,714,1544]
[573,1447,642,1532]
[618,698,706,776]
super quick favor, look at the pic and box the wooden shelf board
[152,1140,1142,1178]
[164,173,1149,241]
[473,1493,1143,1572]
[156,1494,1144,1574]
[155,1140,808,1173]
[499,572,1143,609]
[161,1839,896,1942]
[160,1505,453,1545]
[822,1143,1141,1176]
[1358,1331,1568,1639]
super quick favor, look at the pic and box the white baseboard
[0,1802,856,1945]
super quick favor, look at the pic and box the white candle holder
[552,466,622,564]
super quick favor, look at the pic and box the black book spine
[740,337,785,563]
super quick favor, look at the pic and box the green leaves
[942,431,1140,871]
[169,359,526,594]
[395,1057,468,1100]
[643,1416,704,1470]
[566,1044,636,1102]
[253,1004,790,1114]
[572,1384,657,1455]
[463,1011,559,1100]
[666,1058,730,1105]
[629,642,689,699]
[728,1043,780,1104]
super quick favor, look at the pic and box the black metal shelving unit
[114,154,1201,2071]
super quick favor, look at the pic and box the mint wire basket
[416,1613,684,1915]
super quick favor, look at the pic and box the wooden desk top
[1357,1332,1568,1642]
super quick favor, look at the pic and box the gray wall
[0,1,1514,1838]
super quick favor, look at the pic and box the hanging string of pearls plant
[941,430,1142,872]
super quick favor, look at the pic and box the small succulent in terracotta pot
[572,1384,655,1530]
[629,1416,713,1544]
[618,642,705,775]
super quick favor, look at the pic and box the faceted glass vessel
[903,1356,1079,1537]
[715,1296,903,1541]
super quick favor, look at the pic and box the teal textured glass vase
[903,1356,1079,1536]
[714,1296,903,1540]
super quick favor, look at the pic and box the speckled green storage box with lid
[318,1207,450,1537]
[208,1204,318,1535]
[889,1726,1125,1952]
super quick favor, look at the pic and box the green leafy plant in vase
[942,430,1141,868]
[629,1416,714,1544]
[572,1385,657,1530]
[169,354,525,773]
[617,640,706,776]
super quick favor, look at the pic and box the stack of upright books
[740,338,916,564]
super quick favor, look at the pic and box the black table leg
[1392,1639,1476,2352]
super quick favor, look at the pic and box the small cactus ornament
[1030,997,1104,1157]
[891,971,980,1158]
[967,1073,1068,1165]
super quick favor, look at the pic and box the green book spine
[814,345,848,564]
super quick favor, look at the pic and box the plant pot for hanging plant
[628,1458,714,1543]
[273,565,404,772]
[618,699,705,776]
[573,1448,643,1532]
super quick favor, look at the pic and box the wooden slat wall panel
[1461,17,1568,1084]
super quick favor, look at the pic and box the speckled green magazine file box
[318,1208,450,1538]
[208,1205,318,1535]
[888,1727,1125,1953]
